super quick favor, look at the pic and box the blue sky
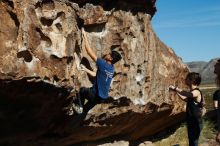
[152,0,220,62]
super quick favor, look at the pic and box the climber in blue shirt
[71,28,122,114]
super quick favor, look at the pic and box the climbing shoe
[71,103,83,114]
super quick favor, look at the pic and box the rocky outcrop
[0,0,188,145]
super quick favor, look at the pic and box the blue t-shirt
[92,58,114,99]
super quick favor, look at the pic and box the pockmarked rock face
[0,0,188,145]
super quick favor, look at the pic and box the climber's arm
[80,65,96,77]
[82,28,97,62]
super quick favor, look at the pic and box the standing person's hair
[185,72,201,86]
[216,59,220,87]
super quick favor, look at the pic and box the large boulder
[0,0,188,145]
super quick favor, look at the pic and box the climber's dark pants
[77,87,104,113]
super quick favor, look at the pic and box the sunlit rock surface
[0,0,188,145]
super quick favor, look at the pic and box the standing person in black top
[213,59,220,142]
[169,72,204,146]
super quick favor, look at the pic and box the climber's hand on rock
[82,28,86,36]
[169,85,176,91]
[80,64,86,71]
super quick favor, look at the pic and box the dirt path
[200,86,218,90]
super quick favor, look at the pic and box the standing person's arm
[214,101,218,109]
[82,28,97,62]
[169,86,188,101]
[213,90,219,110]
[169,85,200,102]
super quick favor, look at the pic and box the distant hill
[186,58,219,84]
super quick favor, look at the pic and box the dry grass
[153,123,188,146]
[153,120,216,146]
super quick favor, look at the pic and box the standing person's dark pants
[187,117,203,146]
[78,87,104,114]
[217,108,220,131]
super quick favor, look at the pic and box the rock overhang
[70,0,157,17]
